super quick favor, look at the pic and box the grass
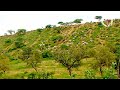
[0,58,98,79]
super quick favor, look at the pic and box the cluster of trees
[5,16,113,36]
[58,19,83,26]
[1,16,119,79]
[53,44,118,78]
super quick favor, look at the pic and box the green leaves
[95,16,102,20]
[54,45,84,76]
[73,19,83,23]
[84,69,96,79]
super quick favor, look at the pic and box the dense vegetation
[0,18,120,79]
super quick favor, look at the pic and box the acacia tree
[7,30,14,35]
[27,50,42,72]
[58,21,64,26]
[54,45,84,76]
[45,25,52,28]
[95,16,102,22]
[17,29,26,35]
[93,45,115,76]
[73,19,83,24]
[20,47,42,72]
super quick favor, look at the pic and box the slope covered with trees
[0,18,120,79]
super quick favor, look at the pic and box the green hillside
[0,19,120,79]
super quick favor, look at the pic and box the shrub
[60,44,69,50]
[46,25,52,28]
[51,35,63,43]
[15,41,24,48]
[84,69,96,79]
[5,39,12,44]
[102,68,116,79]
[27,71,54,79]
[14,37,25,48]
[42,50,53,58]
[8,48,16,52]
[53,27,63,33]
[36,28,43,33]
[17,29,26,35]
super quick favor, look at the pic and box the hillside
[0,19,120,79]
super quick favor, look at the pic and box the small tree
[19,47,32,61]
[54,45,84,76]
[27,50,42,72]
[73,19,83,24]
[58,21,64,25]
[20,47,42,72]
[115,43,120,78]
[17,29,26,35]
[36,28,43,33]
[5,39,12,44]
[93,45,116,76]
[7,30,14,35]
[95,16,102,22]
[45,25,52,28]
[14,37,25,48]
[0,54,10,73]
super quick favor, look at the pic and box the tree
[0,53,10,73]
[7,30,14,35]
[73,19,83,24]
[95,16,102,22]
[4,33,7,36]
[45,25,52,28]
[20,47,42,72]
[58,21,64,25]
[17,29,26,35]
[115,42,120,78]
[14,37,25,48]
[19,47,32,61]
[27,50,42,72]
[5,39,12,44]
[93,45,115,76]
[54,45,84,76]
[36,28,43,33]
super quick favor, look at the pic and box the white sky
[0,11,120,36]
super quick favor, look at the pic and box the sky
[0,11,120,36]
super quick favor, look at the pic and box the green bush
[17,29,26,35]
[26,71,54,79]
[84,69,96,79]
[8,48,17,52]
[53,27,63,33]
[36,28,43,33]
[14,37,25,48]
[102,68,116,79]
[46,25,52,28]
[15,41,24,48]
[9,56,17,61]
[42,50,53,58]
[51,35,63,43]
[60,44,69,50]
[5,39,12,44]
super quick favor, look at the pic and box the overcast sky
[0,11,120,36]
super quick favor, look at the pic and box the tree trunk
[3,70,5,74]
[116,59,120,79]
[100,66,103,77]
[33,67,38,73]
[68,68,72,76]
[31,64,38,73]
[118,59,120,79]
